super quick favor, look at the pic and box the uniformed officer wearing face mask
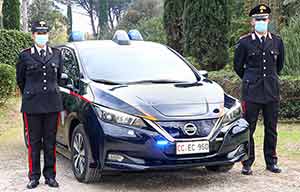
[16,21,63,189]
[234,4,285,175]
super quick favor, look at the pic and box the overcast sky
[57,2,96,34]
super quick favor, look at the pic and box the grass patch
[0,97,21,136]
[254,122,300,160]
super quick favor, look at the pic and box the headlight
[95,105,147,128]
[222,102,242,125]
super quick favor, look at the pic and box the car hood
[92,81,225,120]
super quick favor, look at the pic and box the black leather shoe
[45,178,59,188]
[266,164,282,173]
[241,166,253,175]
[26,180,39,189]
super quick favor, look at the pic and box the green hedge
[0,30,32,67]
[0,64,16,106]
[209,70,300,120]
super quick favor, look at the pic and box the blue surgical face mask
[255,21,268,33]
[35,34,48,46]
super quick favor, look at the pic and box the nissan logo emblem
[183,123,197,136]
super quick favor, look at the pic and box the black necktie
[261,36,266,45]
[40,49,46,61]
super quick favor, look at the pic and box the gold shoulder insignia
[239,33,251,40]
[20,48,31,53]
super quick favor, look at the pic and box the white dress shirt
[35,45,47,56]
[255,31,268,42]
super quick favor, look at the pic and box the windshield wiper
[174,81,203,87]
[126,79,186,85]
[91,79,121,85]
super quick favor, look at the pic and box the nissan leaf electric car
[34,30,249,183]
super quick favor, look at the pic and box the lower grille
[157,119,218,139]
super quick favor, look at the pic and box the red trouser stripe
[24,112,33,176]
[54,112,61,173]
[242,100,247,113]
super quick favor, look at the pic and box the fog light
[157,140,168,145]
[108,154,124,162]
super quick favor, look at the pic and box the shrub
[183,0,230,71]
[0,30,32,67]
[136,17,167,44]
[2,0,20,30]
[0,64,16,106]
[209,70,300,120]
[280,15,300,76]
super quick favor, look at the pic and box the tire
[205,163,234,173]
[71,124,102,183]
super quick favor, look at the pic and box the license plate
[176,141,210,155]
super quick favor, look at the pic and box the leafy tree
[280,15,300,76]
[163,0,185,54]
[67,4,72,39]
[71,0,97,37]
[2,0,20,30]
[97,0,108,39]
[29,0,68,44]
[136,17,166,44]
[21,0,29,32]
[183,0,231,71]
[118,0,163,30]
[283,0,300,21]
[107,0,132,30]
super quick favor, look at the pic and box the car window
[61,48,80,88]
[77,44,198,83]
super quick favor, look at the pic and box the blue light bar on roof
[112,30,130,45]
[128,29,144,41]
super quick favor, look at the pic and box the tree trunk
[21,0,29,32]
[89,10,97,37]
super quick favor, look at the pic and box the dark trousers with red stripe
[23,112,60,181]
[241,101,279,167]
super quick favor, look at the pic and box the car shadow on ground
[58,152,233,190]
[96,169,232,190]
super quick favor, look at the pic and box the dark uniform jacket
[16,45,63,114]
[234,32,284,104]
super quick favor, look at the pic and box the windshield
[78,43,198,84]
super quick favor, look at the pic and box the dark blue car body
[53,35,249,182]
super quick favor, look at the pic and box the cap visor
[252,14,269,19]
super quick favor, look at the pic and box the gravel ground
[0,122,299,192]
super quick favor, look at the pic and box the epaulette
[20,47,31,53]
[239,33,251,40]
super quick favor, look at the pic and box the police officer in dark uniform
[234,4,284,175]
[16,21,63,189]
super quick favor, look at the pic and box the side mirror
[198,70,208,78]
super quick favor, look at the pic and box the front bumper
[100,118,249,172]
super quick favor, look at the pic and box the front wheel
[71,124,102,183]
[205,163,234,173]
